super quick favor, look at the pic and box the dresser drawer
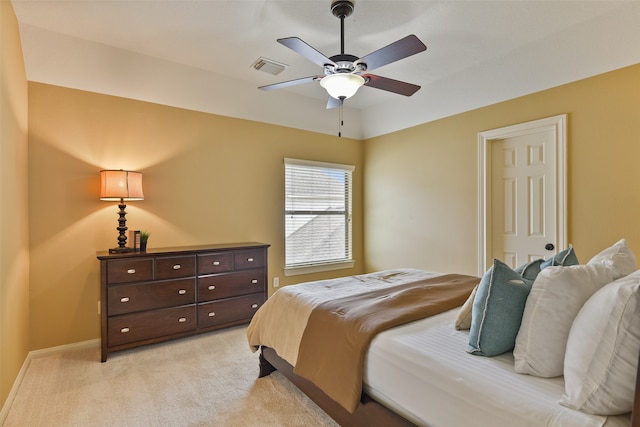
[155,255,196,280]
[107,258,153,284]
[108,305,196,347]
[107,278,196,316]
[197,293,265,328]
[198,270,265,302]
[198,252,233,275]
[234,249,265,270]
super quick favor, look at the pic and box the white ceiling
[11,0,640,139]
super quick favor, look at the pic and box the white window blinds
[284,158,354,269]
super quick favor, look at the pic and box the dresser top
[96,242,270,260]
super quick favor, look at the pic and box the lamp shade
[320,73,365,99]
[100,170,144,201]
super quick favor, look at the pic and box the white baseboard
[0,338,100,425]
[28,338,100,359]
[0,352,31,426]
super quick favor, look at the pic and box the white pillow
[513,264,616,377]
[560,270,640,415]
[455,284,477,330]
[587,238,637,279]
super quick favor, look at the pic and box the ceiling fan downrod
[331,0,354,55]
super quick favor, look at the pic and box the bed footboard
[259,346,415,427]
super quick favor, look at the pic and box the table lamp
[100,170,144,253]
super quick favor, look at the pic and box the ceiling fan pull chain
[338,99,344,137]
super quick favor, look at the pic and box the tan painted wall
[0,1,30,409]
[27,83,364,350]
[4,7,640,407]
[364,64,640,276]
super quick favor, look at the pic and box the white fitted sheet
[364,309,631,427]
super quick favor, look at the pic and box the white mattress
[364,309,631,427]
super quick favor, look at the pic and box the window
[284,158,354,275]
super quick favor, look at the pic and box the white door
[478,115,567,274]
[491,132,555,268]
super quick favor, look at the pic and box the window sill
[284,260,355,277]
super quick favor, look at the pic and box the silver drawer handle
[121,327,130,333]
[178,317,187,323]
[178,289,187,295]
[208,285,216,290]
[251,279,258,284]
[251,304,258,309]
[127,269,136,274]
[247,258,254,262]
[208,312,215,317]
[213,261,220,266]
[173,264,181,270]
[120,297,130,303]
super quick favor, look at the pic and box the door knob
[545,243,555,251]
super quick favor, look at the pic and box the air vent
[251,57,288,76]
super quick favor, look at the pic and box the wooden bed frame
[260,345,640,427]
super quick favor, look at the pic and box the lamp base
[108,247,136,254]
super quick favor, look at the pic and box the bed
[247,242,640,427]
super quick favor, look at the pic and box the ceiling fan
[258,0,427,109]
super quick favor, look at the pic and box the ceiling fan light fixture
[320,73,365,100]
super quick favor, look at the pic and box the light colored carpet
[3,326,339,427]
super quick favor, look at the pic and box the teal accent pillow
[468,259,534,356]
[541,245,579,269]
[514,258,544,280]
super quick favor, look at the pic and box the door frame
[477,114,568,276]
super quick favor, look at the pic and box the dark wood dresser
[97,242,269,362]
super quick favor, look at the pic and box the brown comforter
[293,273,480,413]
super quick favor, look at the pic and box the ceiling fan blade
[326,96,342,109]
[277,37,336,67]
[258,76,321,91]
[356,35,426,72]
[363,74,421,96]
